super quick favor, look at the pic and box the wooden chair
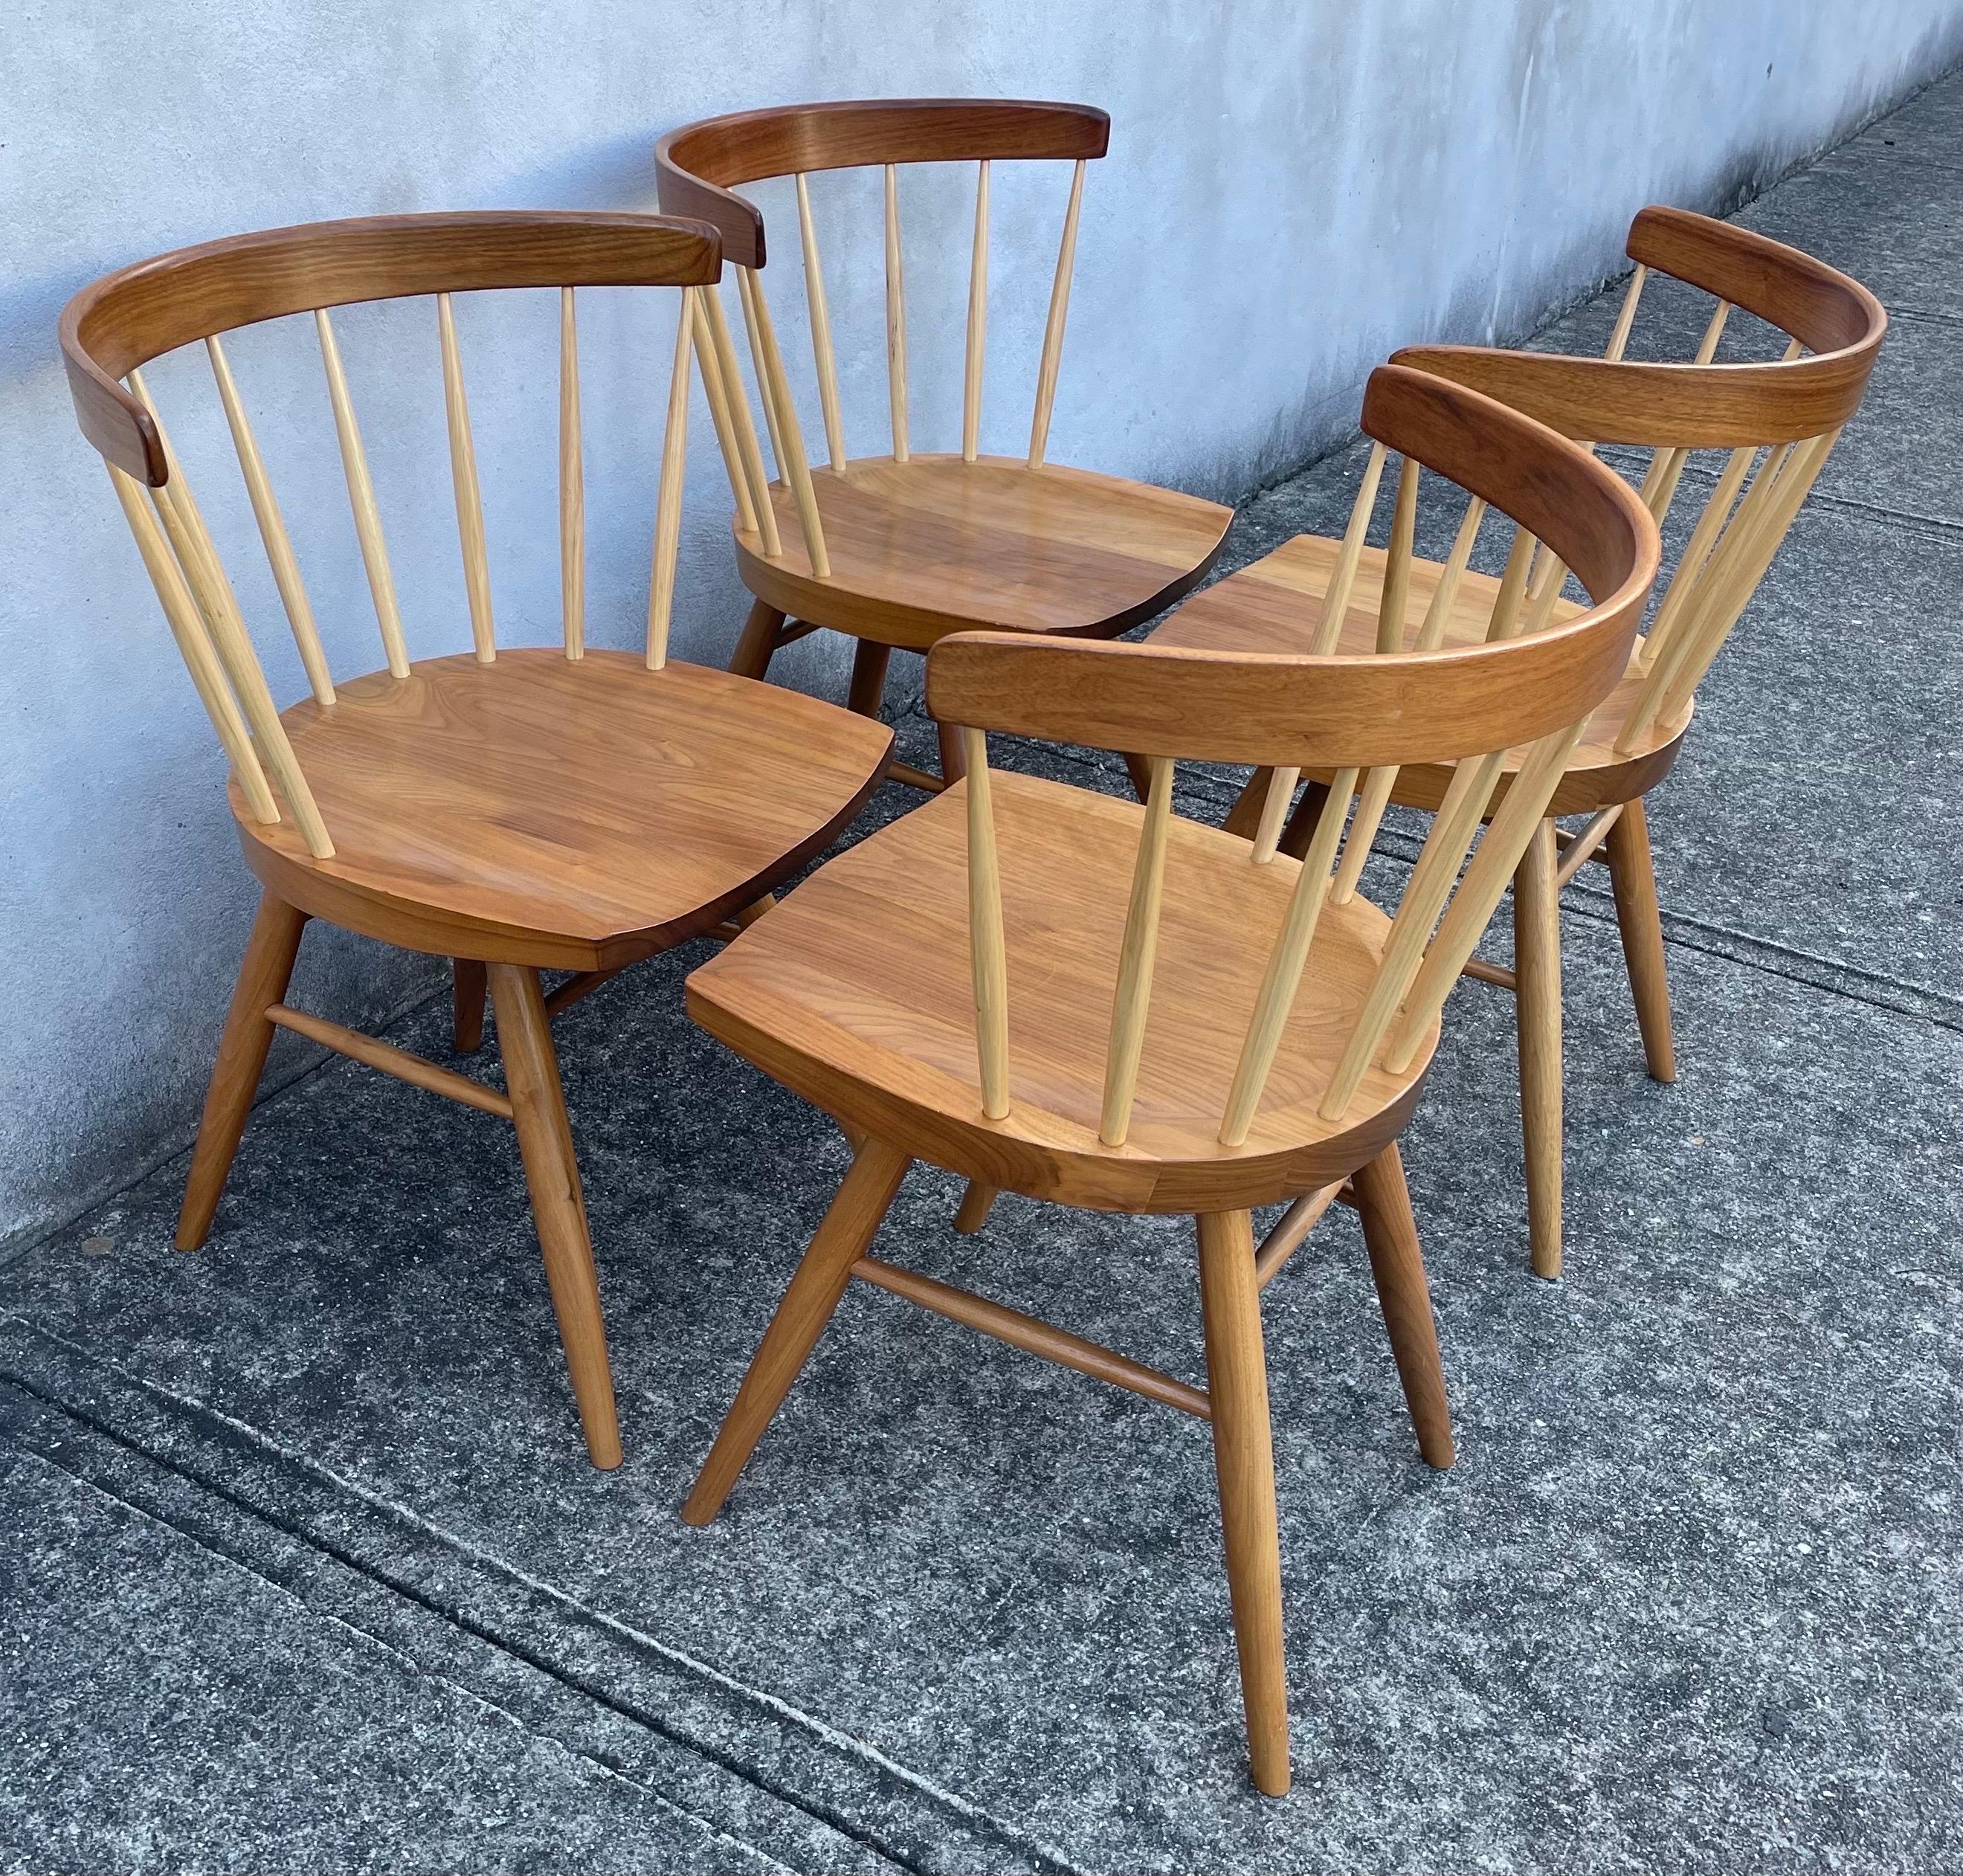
[677,364,1660,1793]
[1151,208,1885,1278]
[60,212,894,1469]
[654,98,1234,790]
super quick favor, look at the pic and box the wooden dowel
[963,159,990,463]
[688,290,760,537]
[265,1005,513,1118]
[886,758,948,794]
[1460,956,1516,990]
[963,726,1009,1118]
[437,294,494,663]
[1028,159,1086,470]
[645,293,693,670]
[739,266,828,578]
[1483,523,1538,642]
[204,335,334,705]
[952,1182,999,1234]
[1635,301,1736,525]
[542,964,627,1017]
[1312,439,1389,654]
[852,1256,1210,1418]
[107,462,278,824]
[315,309,410,677]
[1553,803,1624,889]
[559,288,585,658]
[1250,768,1300,865]
[1219,768,1358,1146]
[735,265,787,479]
[1329,765,1397,905]
[1414,494,1486,651]
[1099,755,1174,1147]
[884,164,909,462]
[1254,1182,1344,1289]
[794,174,847,473]
[700,285,780,555]
[1384,726,1584,1074]
[1318,749,1504,1118]
[1623,440,1757,695]
[1605,264,1648,362]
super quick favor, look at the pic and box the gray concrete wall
[4,0,1959,1249]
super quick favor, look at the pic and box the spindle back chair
[1153,207,1885,1277]
[61,212,894,1469]
[679,364,1660,1794]
[655,98,1233,789]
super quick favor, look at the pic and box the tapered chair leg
[1277,779,1333,861]
[453,958,487,1054]
[1195,1208,1291,1798]
[952,1181,999,1234]
[1222,767,1274,841]
[684,1136,912,1525]
[1350,1143,1455,1469]
[846,638,891,720]
[729,599,786,680]
[937,718,970,788]
[1514,817,1564,1280]
[488,961,621,1470]
[1121,752,1157,803]
[175,892,309,1251]
[1605,796,1677,1084]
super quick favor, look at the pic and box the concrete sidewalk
[3,71,1959,1876]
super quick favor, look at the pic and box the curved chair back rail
[59,211,725,860]
[1389,205,1885,752]
[926,363,1661,1151]
[655,97,1114,569]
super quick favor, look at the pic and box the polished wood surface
[63,212,721,481]
[231,651,891,971]
[655,99,1109,268]
[734,454,1231,654]
[689,770,1437,1216]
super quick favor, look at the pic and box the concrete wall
[4,0,1959,1249]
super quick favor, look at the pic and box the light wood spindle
[1414,494,1487,647]
[314,309,410,677]
[795,174,847,472]
[1027,159,1086,471]
[1219,768,1358,1146]
[1099,755,1173,1147]
[1483,523,1538,641]
[437,294,495,662]
[559,289,584,657]
[1249,439,1387,847]
[963,160,990,464]
[1606,264,1648,360]
[738,266,829,578]
[107,463,279,824]
[735,266,788,479]
[129,371,333,857]
[1382,723,1586,1075]
[962,726,1010,1118]
[1317,750,1506,1119]
[645,294,694,670]
[1329,456,1419,904]
[1637,301,1738,523]
[688,291,761,536]
[204,335,334,706]
[700,285,780,555]
[1625,439,1758,683]
[884,164,909,462]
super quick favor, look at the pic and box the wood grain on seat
[688,770,1431,1216]
[233,649,892,971]
[1151,533,1694,812]
[732,454,1231,651]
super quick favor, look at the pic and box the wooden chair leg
[1514,816,1565,1280]
[1605,795,1677,1084]
[937,717,970,787]
[488,961,622,1470]
[683,1136,911,1525]
[175,892,309,1251]
[952,1181,998,1234]
[1120,752,1156,803]
[1195,1208,1290,1796]
[1222,768,1273,841]
[846,638,891,719]
[1277,779,1333,861]
[453,958,487,1054]
[729,599,785,680]
[1349,1142,1455,1469]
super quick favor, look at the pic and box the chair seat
[231,650,893,970]
[1151,533,1696,813]
[733,454,1233,652]
[686,771,1436,1215]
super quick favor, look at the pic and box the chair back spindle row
[928,364,1662,1153]
[61,212,723,862]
